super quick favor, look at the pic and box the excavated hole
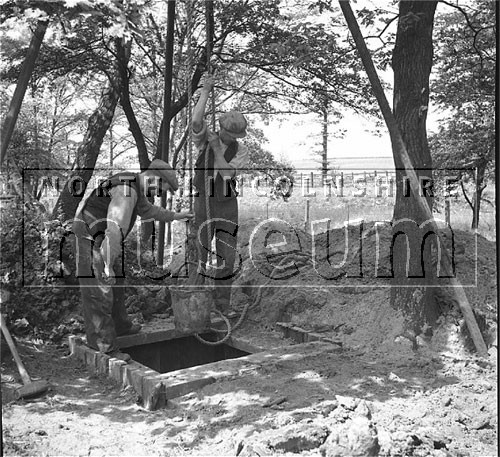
[124,333,251,374]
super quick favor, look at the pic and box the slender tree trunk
[155,64,205,158]
[52,74,120,221]
[471,165,486,229]
[1,20,48,167]
[391,1,438,334]
[321,100,328,181]
[471,195,480,229]
[115,38,151,171]
[109,125,114,167]
[156,0,176,265]
[114,38,157,245]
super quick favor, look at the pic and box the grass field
[238,181,496,242]
[34,177,495,249]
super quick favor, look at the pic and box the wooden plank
[116,317,228,348]
[117,327,183,349]
[156,341,335,401]
[70,332,338,409]
[276,322,343,348]
[225,337,265,354]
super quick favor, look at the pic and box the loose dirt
[2,222,497,456]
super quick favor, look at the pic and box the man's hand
[201,75,214,94]
[174,212,194,222]
[94,255,116,285]
[208,131,223,156]
[103,263,115,281]
[102,262,116,285]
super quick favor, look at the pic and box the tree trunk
[114,37,157,245]
[156,0,176,265]
[109,125,114,167]
[390,1,438,334]
[337,0,488,356]
[155,65,205,159]
[52,74,120,221]
[1,20,48,166]
[471,165,486,229]
[321,100,328,181]
[115,38,151,171]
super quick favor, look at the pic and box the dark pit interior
[124,334,250,374]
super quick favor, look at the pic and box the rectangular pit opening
[124,333,251,374]
[70,327,338,411]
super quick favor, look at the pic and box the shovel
[0,314,50,399]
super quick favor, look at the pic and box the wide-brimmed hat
[148,159,179,191]
[219,111,247,138]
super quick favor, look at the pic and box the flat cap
[219,111,247,138]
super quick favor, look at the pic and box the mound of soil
[232,219,497,358]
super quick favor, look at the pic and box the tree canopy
[429,0,496,228]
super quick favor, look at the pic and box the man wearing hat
[73,159,193,361]
[192,76,249,313]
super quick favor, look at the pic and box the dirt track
[1,330,497,456]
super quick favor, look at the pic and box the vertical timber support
[157,0,176,266]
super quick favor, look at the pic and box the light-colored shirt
[84,177,175,273]
[193,120,249,176]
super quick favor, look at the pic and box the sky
[257,0,446,174]
[260,110,394,172]
[258,89,442,174]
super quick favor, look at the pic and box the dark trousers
[73,219,134,353]
[193,194,239,310]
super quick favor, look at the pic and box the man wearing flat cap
[73,159,193,361]
[192,75,249,314]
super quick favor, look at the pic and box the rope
[205,0,216,130]
[194,255,298,346]
[203,0,213,302]
[193,0,237,346]
[182,0,199,268]
[196,4,224,344]
[209,84,216,131]
[186,0,194,214]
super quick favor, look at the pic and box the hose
[195,254,304,346]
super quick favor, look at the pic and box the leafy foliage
[431,0,495,110]
[429,0,495,226]
[0,204,80,340]
[241,127,295,202]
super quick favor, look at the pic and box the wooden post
[304,199,310,231]
[157,0,176,266]
[338,0,488,357]
[445,199,450,226]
